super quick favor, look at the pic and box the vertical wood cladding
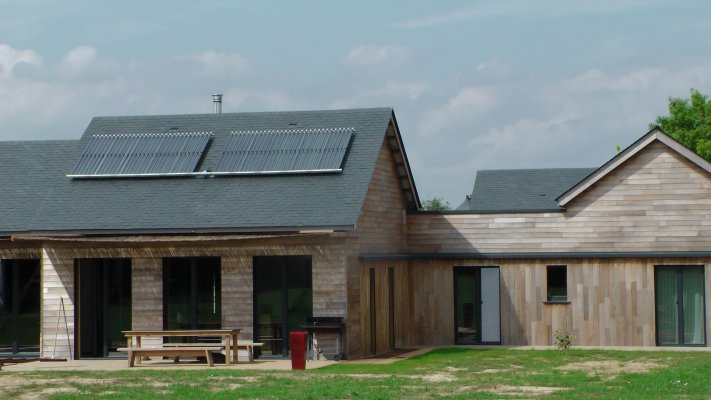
[350,129,410,358]
[381,258,710,348]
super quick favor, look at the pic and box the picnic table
[120,329,240,367]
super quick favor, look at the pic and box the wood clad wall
[388,258,711,348]
[131,257,163,348]
[408,142,711,253]
[358,262,411,355]
[349,126,410,358]
[40,248,75,358]
[222,256,253,340]
[32,236,349,359]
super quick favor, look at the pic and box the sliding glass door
[655,265,706,346]
[0,260,40,355]
[76,258,131,358]
[253,256,312,357]
[454,266,500,344]
[163,257,221,332]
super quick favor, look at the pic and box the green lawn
[2,348,710,399]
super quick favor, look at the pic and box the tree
[652,89,711,160]
[421,197,451,211]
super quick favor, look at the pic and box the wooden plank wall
[131,257,163,348]
[408,142,711,253]
[31,236,349,359]
[349,126,410,358]
[383,258,711,348]
[40,248,74,359]
[358,262,411,356]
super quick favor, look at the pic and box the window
[547,265,567,302]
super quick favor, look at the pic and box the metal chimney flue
[213,94,223,114]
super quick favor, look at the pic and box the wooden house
[0,108,708,361]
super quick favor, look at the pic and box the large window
[163,257,221,332]
[0,260,40,355]
[655,265,706,346]
[253,256,312,357]
[75,258,131,358]
[547,265,567,302]
[453,267,500,344]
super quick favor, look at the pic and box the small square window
[547,265,567,302]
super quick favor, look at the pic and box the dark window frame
[546,265,568,302]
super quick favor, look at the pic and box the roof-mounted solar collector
[215,128,353,174]
[68,132,212,177]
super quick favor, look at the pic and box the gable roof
[557,127,711,206]
[0,108,419,235]
[456,168,596,212]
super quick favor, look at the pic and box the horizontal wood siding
[40,248,75,359]
[408,142,711,253]
[388,258,711,347]
[131,257,162,348]
[36,235,349,359]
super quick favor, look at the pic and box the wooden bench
[117,347,218,367]
[237,341,264,362]
[123,329,240,365]
[164,342,263,362]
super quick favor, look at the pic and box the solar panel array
[71,132,212,176]
[215,128,353,174]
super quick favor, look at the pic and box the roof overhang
[556,127,711,207]
[3,224,354,239]
[387,112,421,210]
[10,232,333,243]
[361,251,711,261]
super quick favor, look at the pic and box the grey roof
[456,168,597,212]
[0,108,410,235]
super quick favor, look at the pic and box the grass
[2,348,711,399]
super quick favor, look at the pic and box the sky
[1,1,710,207]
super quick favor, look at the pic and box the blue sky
[1,1,710,206]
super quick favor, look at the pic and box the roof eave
[556,127,711,207]
[388,112,422,210]
[2,224,356,238]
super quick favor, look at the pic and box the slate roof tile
[0,108,394,234]
[457,168,596,212]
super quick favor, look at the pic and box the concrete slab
[2,358,336,372]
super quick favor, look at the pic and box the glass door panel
[76,258,131,358]
[454,268,480,343]
[454,266,501,344]
[655,267,679,345]
[254,256,312,357]
[682,267,705,345]
[163,257,221,339]
[655,265,706,346]
[0,260,40,355]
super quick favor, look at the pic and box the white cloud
[419,86,499,136]
[185,50,249,77]
[330,80,429,109]
[560,67,666,92]
[342,44,410,71]
[392,0,661,29]
[60,45,98,76]
[0,44,42,77]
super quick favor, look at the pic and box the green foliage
[553,329,573,350]
[652,89,711,160]
[421,197,451,211]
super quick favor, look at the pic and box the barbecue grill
[301,317,345,360]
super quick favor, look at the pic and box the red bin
[290,331,308,370]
